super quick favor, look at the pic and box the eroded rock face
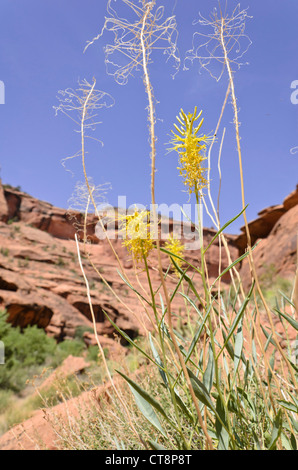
[235,185,298,255]
[239,204,298,290]
[0,180,8,223]
[0,186,235,341]
[0,181,297,344]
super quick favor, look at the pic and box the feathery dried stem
[74,233,145,447]
[186,2,297,390]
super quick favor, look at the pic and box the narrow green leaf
[203,343,215,393]
[279,291,295,309]
[210,248,257,289]
[290,433,297,450]
[289,415,298,433]
[149,333,168,387]
[181,297,212,367]
[277,399,298,413]
[268,409,283,450]
[169,257,204,306]
[187,367,216,413]
[215,396,230,450]
[233,318,244,382]
[288,357,298,373]
[273,307,298,331]
[217,282,254,360]
[221,329,236,361]
[260,324,279,348]
[252,430,262,450]
[268,351,275,385]
[117,269,152,306]
[281,433,294,451]
[289,391,298,408]
[243,360,253,391]
[186,310,211,365]
[159,246,201,275]
[180,292,206,323]
[252,339,258,365]
[116,370,168,438]
[203,205,248,254]
[236,387,256,418]
[103,310,158,366]
[264,332,274,352]
[174,389,194,423]
[148,440,168,450]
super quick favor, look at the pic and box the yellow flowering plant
[119,208,154,263]
[170,107,211,196]
[164,234,185,275]
[63,1,298,452]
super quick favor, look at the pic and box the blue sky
[0,0,297,233]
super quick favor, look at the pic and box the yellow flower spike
[170,107,210,196]
[119,208,154,263]
[164,234,185,276]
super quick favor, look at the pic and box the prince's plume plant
[54,1,298,451]
[170,107,210,196]
[120,208,154,264]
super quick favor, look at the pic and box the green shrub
[0,390,13,414]
[74,325,94,341]
[0,310,57,391]
[56,339,85,358]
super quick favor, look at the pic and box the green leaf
[210,248,257,289]
[217,282,254,360]
[273,307,298,331]
[215,396,230,450]
[103,310,157,366]
[260,324,279,348]
[277,399,298,413]
[252,339,258,365]
[203,343,215,393]
[117,270,152,306]
[288,357,298,373]
[279,291,296,309]
[182,300,211,365]
[252,430,262,450]
[187,367,216,413]
[179,292,206,324]
[159,246,201,276]
[203,205,248,254]
[268,351,276,385]
[149,333,168,387]
[148,440,168,450]
[116,370,168,438]
[289,415,298,433]
[264,332,274,352]
[233,318,244,382]
[268,409,283,450]
[174,389,194,423]
[221,330,236,361]
[169,257,205,306]
[281,432,296,450]
[290,433,297,450]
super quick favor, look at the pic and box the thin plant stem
[74,233,146,448]
[140,1,214,449]
[196,190,236,448]
[219,14,297,390]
